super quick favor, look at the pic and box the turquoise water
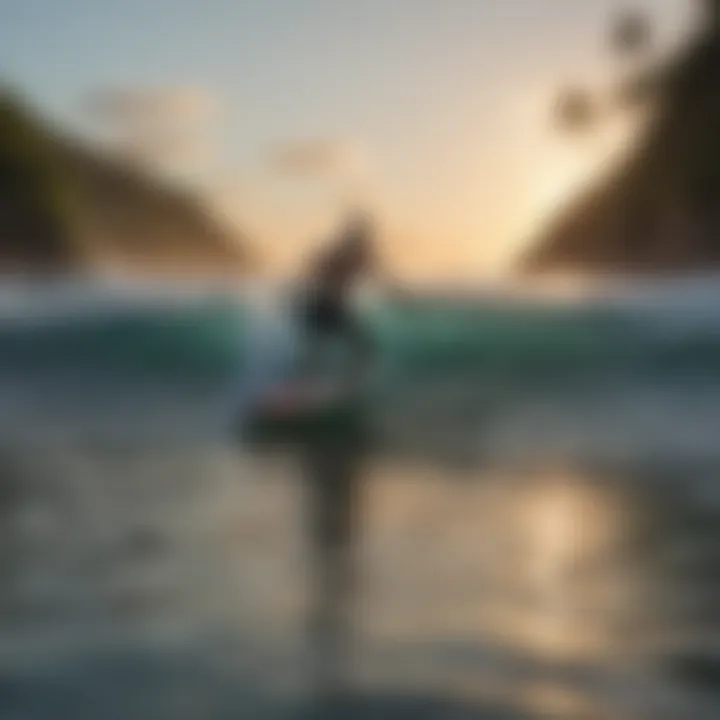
[0,279,718,462]
[1,283,719,385]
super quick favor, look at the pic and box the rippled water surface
[0,282,719,718]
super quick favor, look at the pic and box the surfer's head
[312,210,375,285]
[341,210,374,249]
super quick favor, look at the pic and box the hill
[0,91,248,276]
[523,7,720,274]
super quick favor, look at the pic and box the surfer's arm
[369,258,410,303]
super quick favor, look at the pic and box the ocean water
[0,278,719,719]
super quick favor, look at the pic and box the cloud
[85,86,216,127]
[120,132,212,172]
[84,86,218,174]
[269,139,369,179]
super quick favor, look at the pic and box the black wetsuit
[298,284,371,371]
[299,234,374,352]
[302,286,354,337]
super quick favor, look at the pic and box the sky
[0,0,696,277]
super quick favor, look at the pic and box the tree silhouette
[705,0,720,33]
[554,8,656,135]
[610,11,651,58]
[554,87,596,132]
[527,0,720,272]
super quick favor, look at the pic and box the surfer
[297,211,385,382]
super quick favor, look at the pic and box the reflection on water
[507,475,636,661]
[0,443,718,718]
[363,466,720,718]
[300,435,367,704]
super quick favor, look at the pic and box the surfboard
[234,306,378,446]
[242,377,367,446]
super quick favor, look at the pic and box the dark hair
[344,211,373,241]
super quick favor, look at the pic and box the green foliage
[0,88,77,245]
[610,11,652,57]
[554,88,597,132]
[0,87,246,274]
[530,1,720,271]
[704,0,720,32]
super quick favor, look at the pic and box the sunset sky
[1,0,696,277]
